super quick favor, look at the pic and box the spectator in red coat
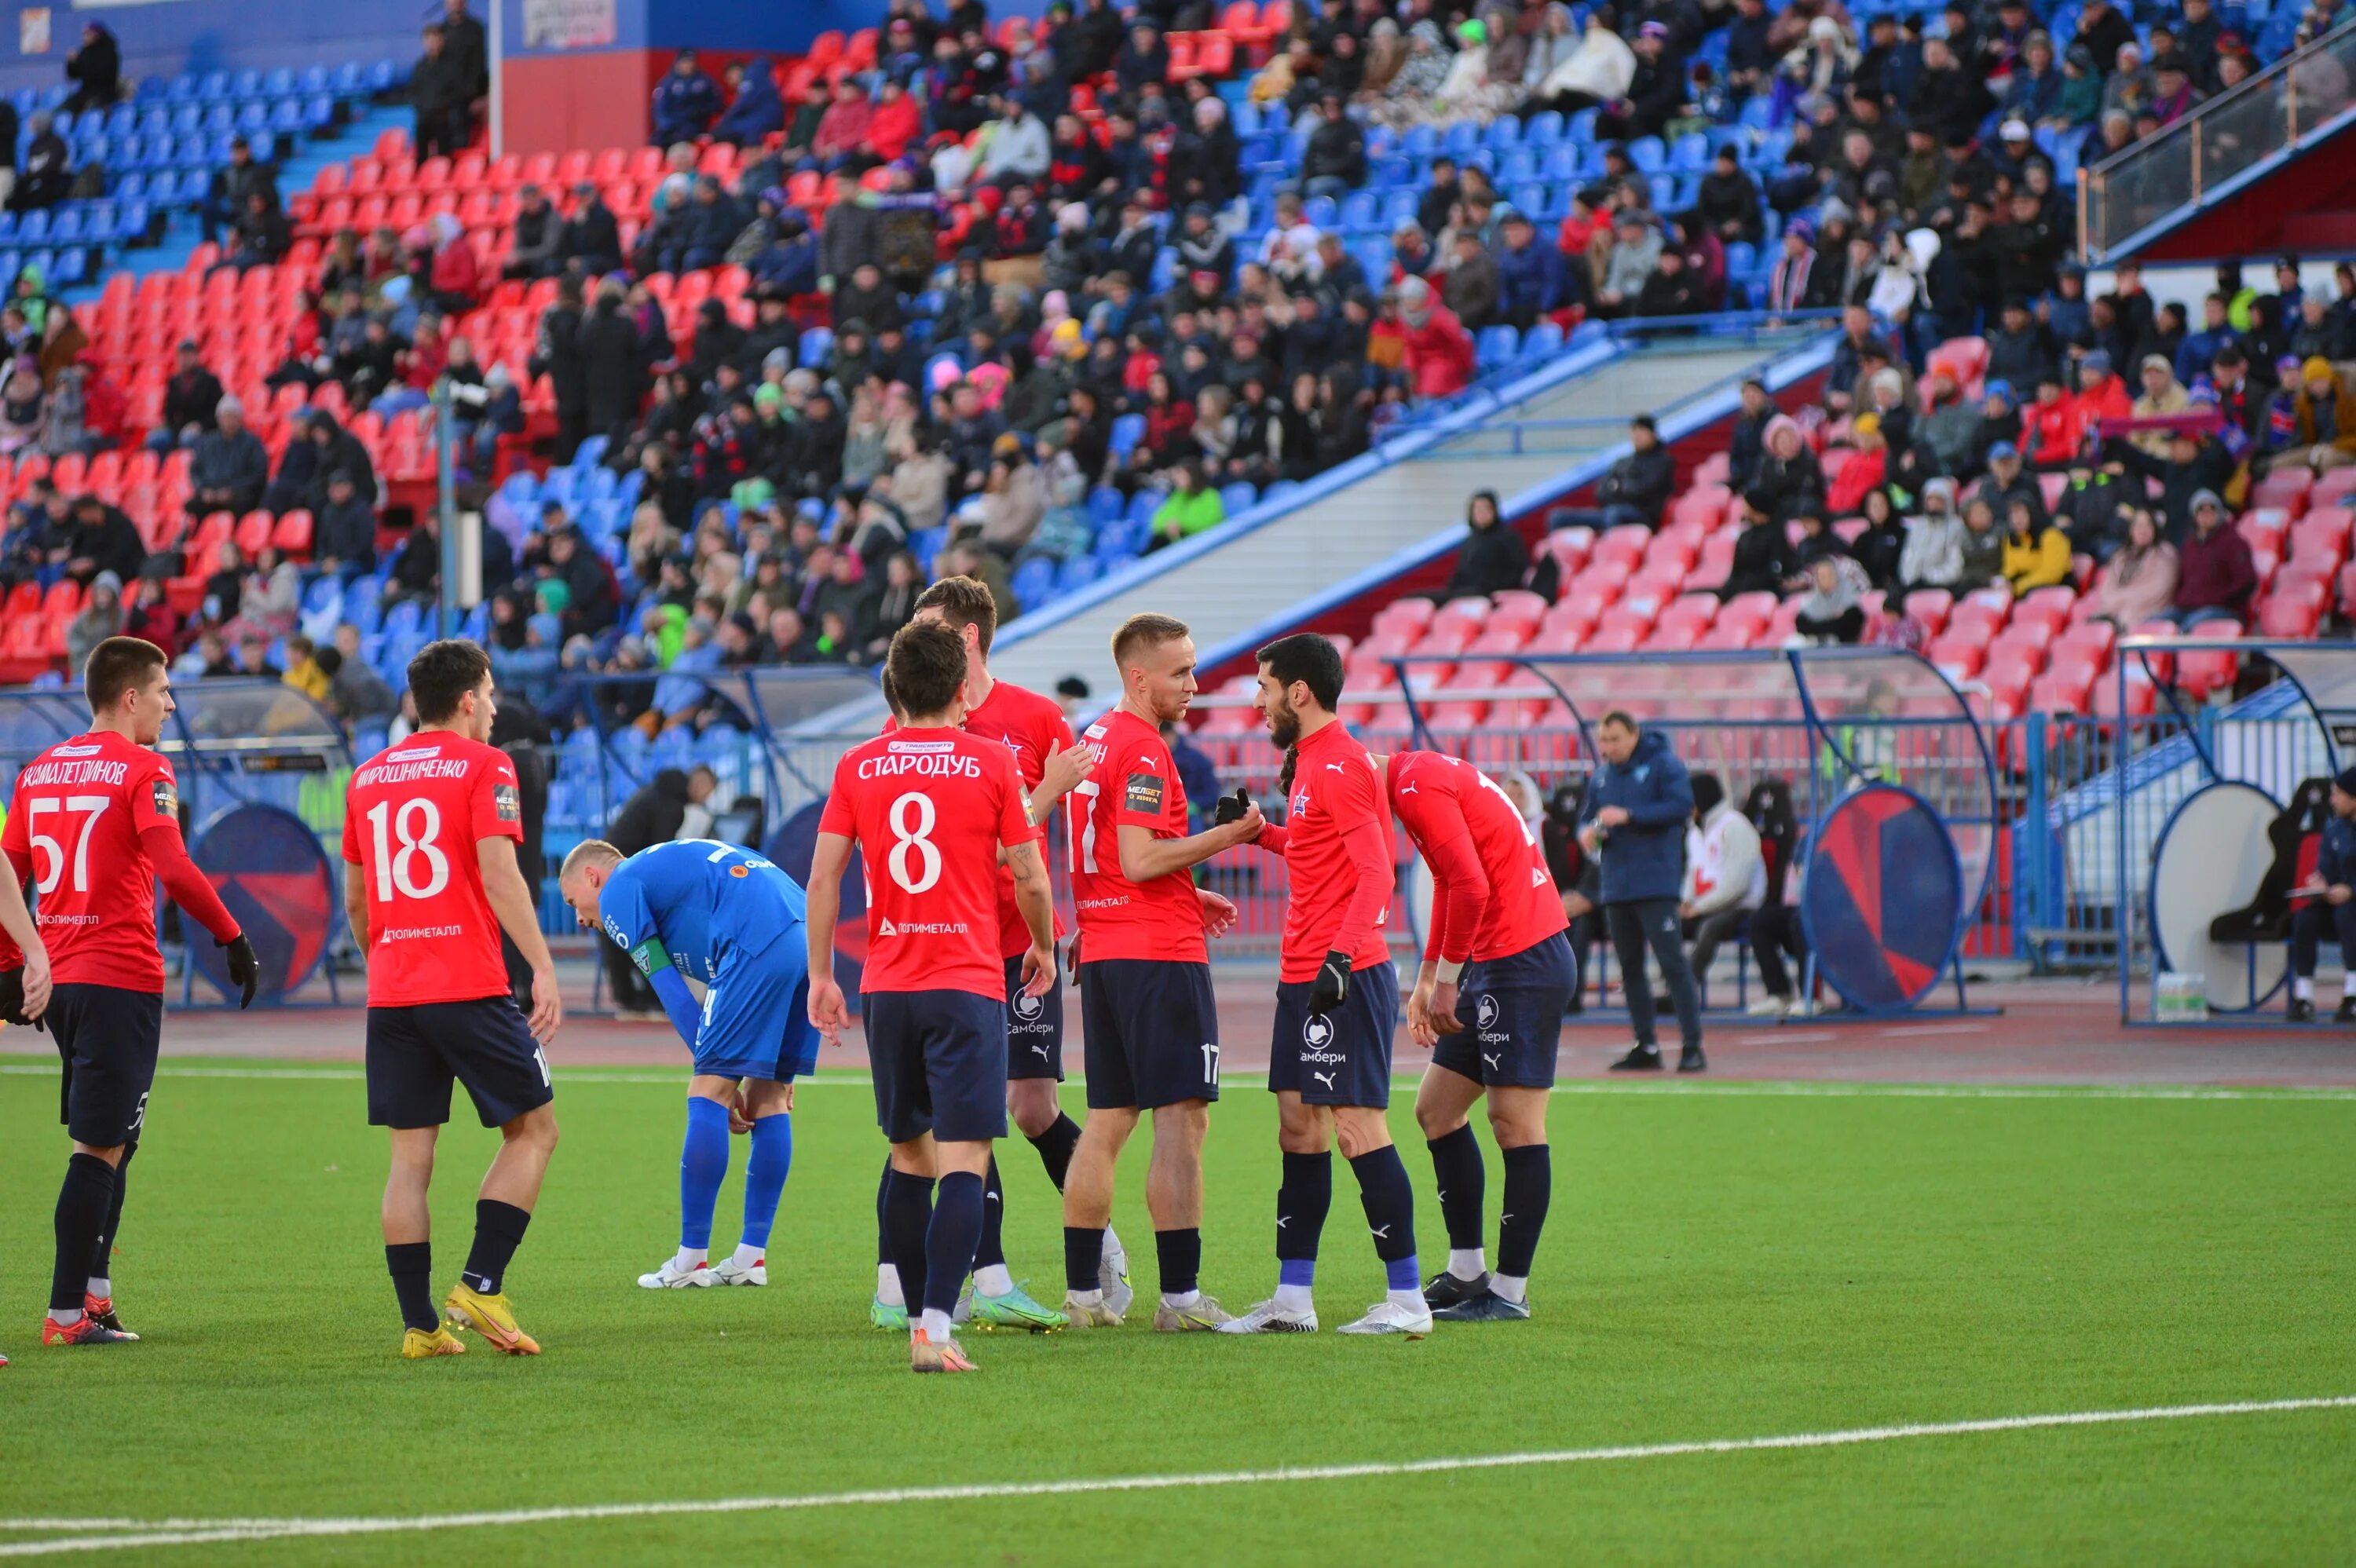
[811,78,874,172]
[868,79,921,163]
[1397,276,1475,399]
[426,214,480,314]
[2069,349,2133,448]
[1828,413,1890,516]
[2021,369,2080,467]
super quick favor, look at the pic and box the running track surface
[52,970,2356,1087]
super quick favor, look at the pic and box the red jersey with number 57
[0,730,185,991]
[1387,750,1567,964]
[821,726,1034,998]
[342,731,524,1007]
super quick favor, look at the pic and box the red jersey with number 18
[0,730,188,991]
[342,731,525,1008]
[821,726,1035,998]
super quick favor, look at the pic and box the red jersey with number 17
[342,732,525,1008]
[884,677,1071,960]
[0,730,187,991]
[1387,750,1568,964]
[1068,707,1205,964]
[821,726,1035,998]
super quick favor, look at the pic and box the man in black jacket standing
[411,24,470,161]
[598,766,717,1017]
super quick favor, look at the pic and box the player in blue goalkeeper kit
[559,836,817,1288]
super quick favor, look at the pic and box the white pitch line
[1736,1031,1838,1044]
[2,1397,2349,1557]
[1882,1023,1993,1038]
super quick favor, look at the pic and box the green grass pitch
[2,1057,2352,1565]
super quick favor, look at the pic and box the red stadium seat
[1592,524,1651,572]
[1926,632,1986,680]
[1902,587,1954,634]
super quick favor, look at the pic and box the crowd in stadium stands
[5,0,2355,733]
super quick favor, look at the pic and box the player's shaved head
[1112,612,1191,671]
[559,839,623,884]
[913,574,997,656]
[83,635,167,715]
[887,619,970,721]
[408,639,495,727]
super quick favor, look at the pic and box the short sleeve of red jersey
[340,796,362,864]
[993,746,1034,849]
[129,753,181,835]
[1112,735,1180,833]
[470,751,525,844]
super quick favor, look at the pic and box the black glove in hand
[1213,787,1252,827]
[1308,949,1352,1016]
[220,933,258,1008]
[0,967,42,1031]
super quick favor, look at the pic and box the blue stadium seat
[16,210,47,244]
[1628,137,1666,173]
[1218,482,1257,514]
[798,327,834,368]
[1338,191,1377,231]
[1475,324,1519,367]
[166,73,200,103]
[499,470,540,508]
[1525,321,1564,356]
[299,93,335,133]
[1498,147,1538,184]
[1087,487,1123,527]
[580,466,619,503]
[1525,111,1565,148]
[134,75,169,103]
[1725,241,1757,278]
[332,62,368,98]
[298,65,331,97]
[236,101,270,136]
[1670,133,1710,171]
[1738,96,1774,130]
[1442,121,1480,158]
[1303,193,1337,228]
[104,104,137,137]
[574,433,609,470]
[1012,557,1057,608]
[368,60,400,93]
[269,99,305,137]
[540,467,579,506]
[1401,124,1440,159]
[384,599,423,639]
[169,104,201,137]
[1232,100,1262,137]
[263,68,296,97]
[198,71,229,102]
[1055,555,1103,593]
[1108,412,1146,459]
[1483,117,1522,151]
[1125,488,1163,525]
[231,70,262,101]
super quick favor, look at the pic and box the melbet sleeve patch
[1124,771,1166,815]
[493,783,521,822]
[150,777,177,819]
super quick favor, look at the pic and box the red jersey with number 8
[0,730,185,991]
[821,726,1034,999]
[342,731,524,1007]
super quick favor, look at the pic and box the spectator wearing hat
[1395,276,1476,399]
[63,21,122,115]
[1697,146,1764,247]
[1442,228,1502,330]
[187,396,269,520]
[2278,356,2356,473]
[652,49,724,146]
[2164,489,2255,627]
[1494,210,1573,329]
[503,184,562,280]
[1595,210,1663,318]
[315,469,377,579]
[146,340,225,452]
[2149,53,2200,126]
[201,134,276,249]
[2287,770,2356,1023]
[1764,219,1835,313]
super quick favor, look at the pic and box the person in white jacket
[1681,773,1766,1001]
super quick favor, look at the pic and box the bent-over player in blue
[559,837,817,1288]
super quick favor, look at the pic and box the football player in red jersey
[1385,748,1574,1323]
[863,574,1103,1332]
[807,620,1057,1373]
[342,641,562,1360]
[1219,632,1430,1337]
[0,637,256,1347]
[1059,613,1260,1331]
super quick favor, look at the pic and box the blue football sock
[739,1111,792,1251]
[1348,1144,1420,1290]
[1276,1150,1331,1266]
[679,1096,732,1251]
[924,1171,986,1318]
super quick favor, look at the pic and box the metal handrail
[2078,16,2356,258]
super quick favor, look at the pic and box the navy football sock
[1348,1144,1421,1292]
[1155,1228,1202,1297]
[1425,1124,1487,1252]
[386,1241,437,1334]
[883,1168,934,1314]
[90,1139,134,1285]
[460,1200,531,1296]
[923,1171,986,1318]
[1497,1144,1553,1280]
[1065,1226,1106,1294]
[1026,1112,1082,1191]
[740,1113,792,1250]
[875,1157,894,1267]
[678,1096,732,1251]
[52,1153,116,1314]
[972,1153,1007,1270]
[1276,1150,1331,1266]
